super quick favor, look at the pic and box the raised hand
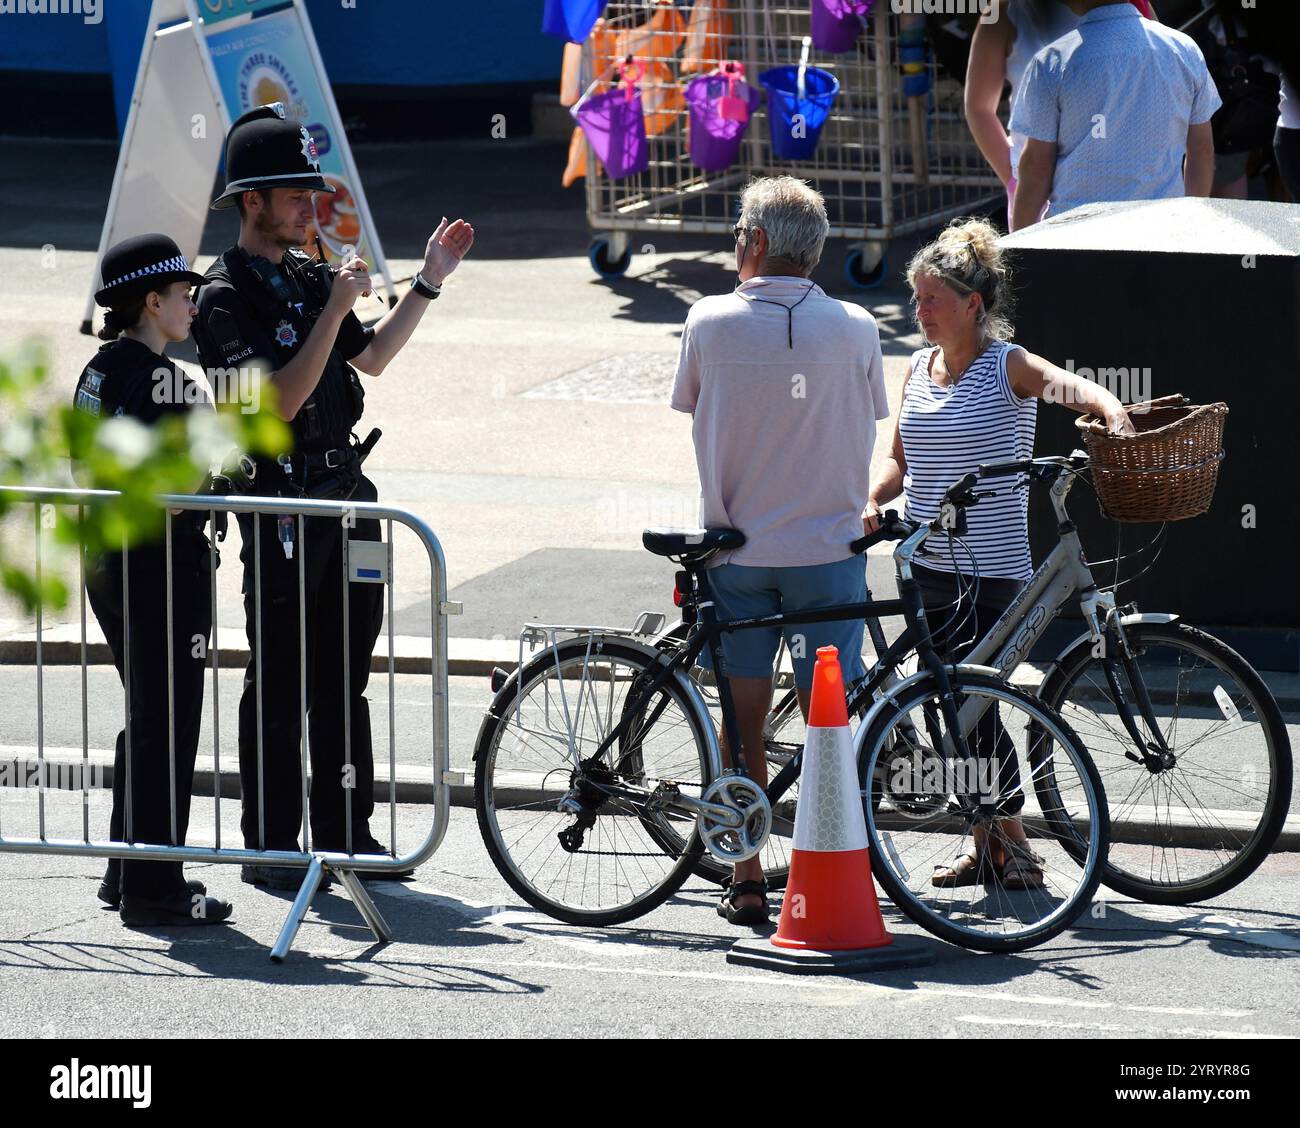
[423,217,475,285]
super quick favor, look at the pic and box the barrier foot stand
[332,866,394,946]
[727,933,942,976]
[269,856,328,963]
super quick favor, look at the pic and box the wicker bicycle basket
[1075,394,1228,523]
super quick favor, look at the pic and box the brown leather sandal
[998,843,1046,890]
[931,847,986,888]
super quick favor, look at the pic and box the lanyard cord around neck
[744,280,817,348]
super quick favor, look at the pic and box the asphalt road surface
[0,797,1296,1039]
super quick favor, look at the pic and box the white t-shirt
[671,275,890,568]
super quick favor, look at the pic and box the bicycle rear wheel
[1039,621,1292,904]
[474,637,714,925]
[858,673,1109,953]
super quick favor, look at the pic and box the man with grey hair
[671,175,890,925]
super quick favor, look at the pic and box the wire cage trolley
[575,0,1004,287]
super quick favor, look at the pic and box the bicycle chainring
[697,774,771,863]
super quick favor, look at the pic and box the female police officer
[76,233,233,927]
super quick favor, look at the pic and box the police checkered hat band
[101,254,190,293]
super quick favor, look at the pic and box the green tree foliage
[0,340,289,613]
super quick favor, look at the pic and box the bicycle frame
[843,462,1174,765]
[697,460,1173,810]
[566,527,999,828]
[525,459,1154,831]
[964,469,1101,680]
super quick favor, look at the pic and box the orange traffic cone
[773,646,891,951]
[727,646,938,974]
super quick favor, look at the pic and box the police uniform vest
[195,249,366,466]
[72,337,210,549]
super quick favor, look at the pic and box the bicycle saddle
[641,527,745,561]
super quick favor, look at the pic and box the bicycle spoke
[862,679,1105,951]
[481,642,711,922]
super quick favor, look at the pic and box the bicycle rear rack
[513,613,670,761]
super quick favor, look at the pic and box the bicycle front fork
[1091,610,1175,770]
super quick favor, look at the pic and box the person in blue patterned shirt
[1008,1,1221,230]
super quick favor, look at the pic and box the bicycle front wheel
[1040,621,1293,904]
[859,673,1109,954]
[474,637,714,926]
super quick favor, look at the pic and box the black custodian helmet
[211,103,334,211]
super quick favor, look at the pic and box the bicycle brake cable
[948,536,982,654]
[1069,471,1169,594]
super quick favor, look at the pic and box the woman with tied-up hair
[863,218,1134,889]
[74,233,233,928]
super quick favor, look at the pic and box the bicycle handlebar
[942,453,1091,509]
[976,452,1085,480]
[849,454,1091,555]
[849,510,917,555]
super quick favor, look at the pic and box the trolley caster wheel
[589,238,633,279]
[844,245,887,290]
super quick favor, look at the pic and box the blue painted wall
[0,0,567,135]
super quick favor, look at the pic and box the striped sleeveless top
[900,339,1038,581]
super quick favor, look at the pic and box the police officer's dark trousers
[86,541,213,898]
[236,481,383,851]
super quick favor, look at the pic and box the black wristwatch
[411,272,441,300]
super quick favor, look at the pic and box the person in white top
[1010,1,1220,231]
[864,218,1133,889]
[671,175,889,923]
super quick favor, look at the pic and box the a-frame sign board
[81,0,396,335]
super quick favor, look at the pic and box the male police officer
[194,105,474,887]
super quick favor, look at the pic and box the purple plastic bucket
[685,74,762,171]
[810,0,872,54]
[573,88,649,180]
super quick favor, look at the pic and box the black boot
[99,861,206,909]
[119,890,233,928]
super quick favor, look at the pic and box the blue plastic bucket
[759,65,840,160]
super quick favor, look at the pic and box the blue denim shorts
[700,557,867,690]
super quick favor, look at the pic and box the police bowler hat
[94,233,206,307]
[211,103,334,211]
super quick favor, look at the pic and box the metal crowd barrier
[0,486,453,961]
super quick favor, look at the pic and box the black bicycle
[474,484,1111,953]
[659,453,1293,905]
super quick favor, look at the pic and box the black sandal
[717,879,770,926]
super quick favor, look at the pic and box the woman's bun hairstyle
[906,217,1015,341]
[96,293,151,342]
